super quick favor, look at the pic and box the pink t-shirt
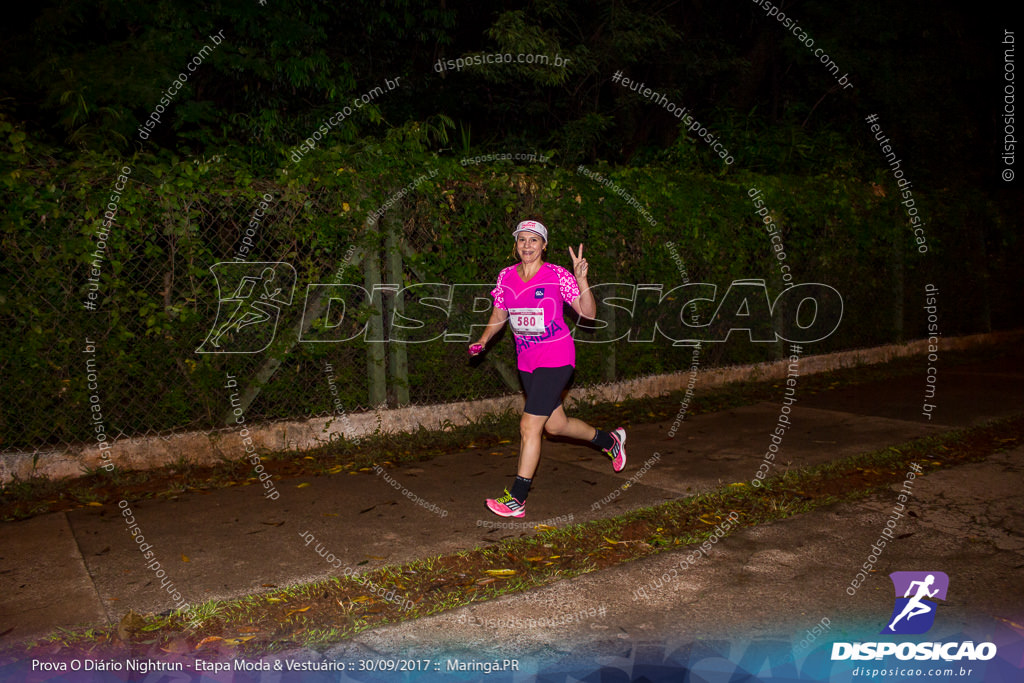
[491,262,580,372]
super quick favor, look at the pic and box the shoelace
[495,489,522,507]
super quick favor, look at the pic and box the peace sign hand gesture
[569,243,589,281]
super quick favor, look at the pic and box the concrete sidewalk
[1,347,1021,650]
[340,444,1024,677]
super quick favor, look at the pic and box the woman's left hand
[569,243,588,281]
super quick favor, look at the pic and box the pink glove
[469,343,484,356]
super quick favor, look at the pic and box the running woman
[469,219,626,518]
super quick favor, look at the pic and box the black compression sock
[510,475,532,502]
[591,429,614,451]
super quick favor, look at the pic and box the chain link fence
[2,152,1014,461]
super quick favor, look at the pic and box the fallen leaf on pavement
[484,569,516,577]
[223,635,256,646]
[196,636,224,649]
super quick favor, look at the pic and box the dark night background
[0,0,1010,182]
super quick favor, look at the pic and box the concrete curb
[2,330,1018,484]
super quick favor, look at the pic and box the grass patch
[9,413,1021,661]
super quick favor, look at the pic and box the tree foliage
[0,1,1018,451]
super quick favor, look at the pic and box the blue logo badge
[882,571,949,634]
[534,287,545,299]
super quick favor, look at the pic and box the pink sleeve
[490,268,510,310]
[555,265,580,304]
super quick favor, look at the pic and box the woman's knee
[544,414,567,436]
[520,414,544,437]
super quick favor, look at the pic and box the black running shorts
[520,365,575,417]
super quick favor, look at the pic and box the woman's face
[516,231,546,263]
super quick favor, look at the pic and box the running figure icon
[210,267,283,348]
[882,571,949,635]
[197,261,296,354]
[887,574,939,631]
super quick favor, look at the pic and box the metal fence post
[385,212,409,406]
[364,219,387,407]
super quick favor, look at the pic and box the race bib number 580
[509,308,545,335]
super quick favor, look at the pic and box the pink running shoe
[485,489,526,518]
[606,427,627,472]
